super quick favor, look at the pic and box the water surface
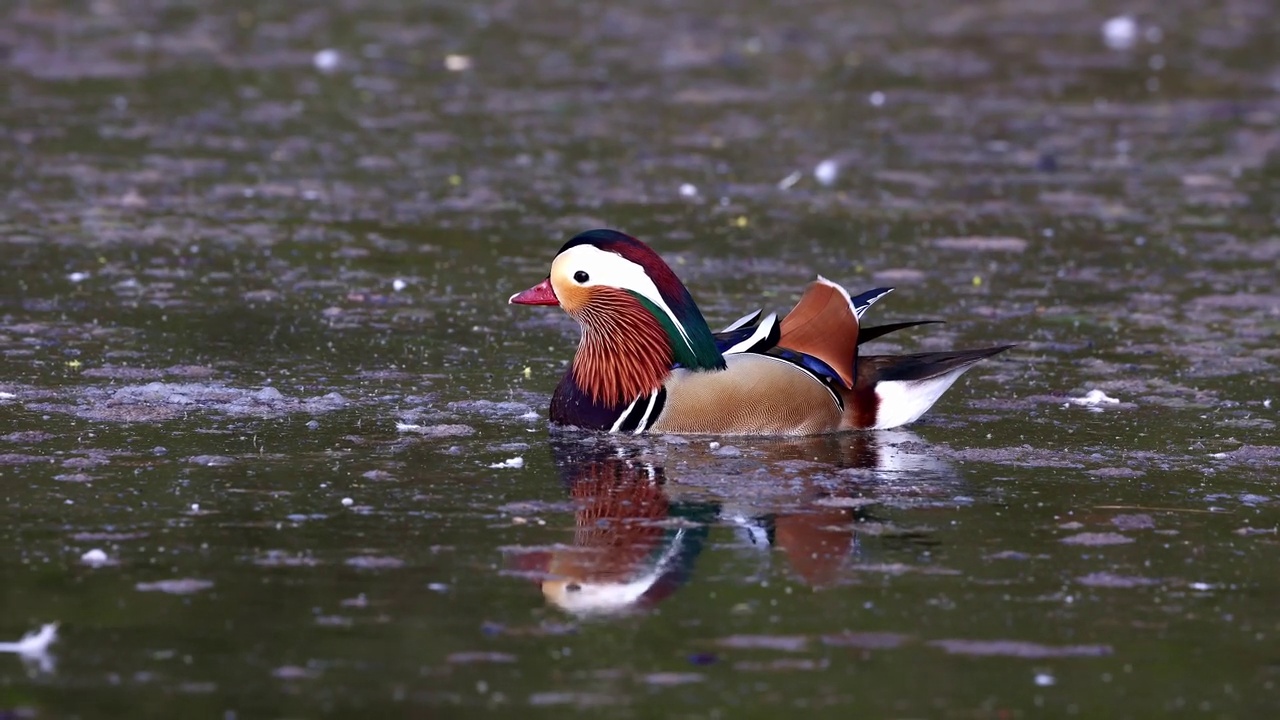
[2,0,1279,717]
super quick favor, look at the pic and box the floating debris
[929,639,1111,658]
[81,548,110,566]
[395,422,476,437]
[0,623,58,672]
[1110,514,1155,531]
[1102,15,1137,50]
[1076,572,1161,588]
[444,54,472,71]
[1060,532,1134,546]
[136,578,214,594]
[678,183,698,198]
[820,632,910,649]
[642,672,705,686]
[715,634,809,652]
[189,455,235,466]
[813,159,839,186]
[67,271,91,282]
[868,91,886,107]
[313,48,341,72]
[1069,389,1120,407]
[446,651,517,664]
[0,623,58,655]
[345,555,405,569]
[933,236,1029,252]
[273,664,320,680]
[341,497,354,507]
[489,457,524,469]
[777,171,802,190]
[392,278,408,292]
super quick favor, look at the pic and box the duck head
[510,229,725,407]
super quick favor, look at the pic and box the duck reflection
[537,438,717,614]
[519,430,958,615]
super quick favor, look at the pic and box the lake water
[2,0,1278,717]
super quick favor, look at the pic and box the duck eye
[566,582,582,592]
[573,271,589,284]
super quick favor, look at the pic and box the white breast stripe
[723,312,778,355]
[609,396,640,433]
[633,391,661,434]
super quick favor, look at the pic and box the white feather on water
[0,623,58,672]
[0,624,57,654]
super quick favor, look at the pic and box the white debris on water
[68,271,91,283]
[1069,389,1120,407]
[1035,672,1056,687]
[392,278,408,292]
[868,90,886,107]
[0,391,15,400]
[444,54,472,71]
[313,48,341,72]
[813,159,839,186]
[81,548,109,566]
[136,578,214,594]
[777,171,802,190]
[1102,15,1138,50]
[0,623,58,657]
[1265,399,1272,409]
[396,422,476,437]
[341,497,354,507]
[678,183,698,198]
[190,503,200,512]
[489,457,524,469]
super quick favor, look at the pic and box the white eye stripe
[556,245,695,356]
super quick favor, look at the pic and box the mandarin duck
[510,229,1011,435]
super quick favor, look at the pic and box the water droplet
[814,159,839,186]
[313,49,341,72]
[1102,16,1137,50]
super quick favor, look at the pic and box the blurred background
[1,1,1278,717]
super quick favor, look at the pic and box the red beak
[509,277,559,306]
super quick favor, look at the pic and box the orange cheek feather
[555,284,593,314]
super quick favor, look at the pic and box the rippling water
[2,0,1278,716]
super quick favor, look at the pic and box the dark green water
[2,0,1279,717]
